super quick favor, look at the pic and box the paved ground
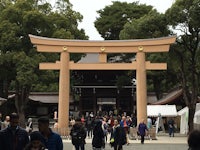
[63,133,188,150]
[64,143,187,150]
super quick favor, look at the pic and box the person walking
[138,119,148,144]
[110,119,126,150]
[38,117,63,150]
[92,119,105,150]
[70,118,87,150]
[0,112,29,150]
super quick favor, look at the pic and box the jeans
[169,127,174,137]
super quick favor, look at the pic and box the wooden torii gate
[29,34,176,135]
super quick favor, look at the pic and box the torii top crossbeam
[29,34,175,53]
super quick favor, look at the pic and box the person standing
[92,119,105,150]
[110,119,126,150]
[0,112,29,150]
[147,117,152,129]
[26,117,33,134]
[120,116,130,145]
[86,116,93,139]
[102,116,108,143]
[138,119,148,144]
[168,118,175,137]
[1,115,10,129]
[70,118,87,150]
[38,117,63,150]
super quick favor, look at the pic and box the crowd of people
[69,112,150,150]
[0,112,63,150]
[0,111,200,150]
[70,114,129,150]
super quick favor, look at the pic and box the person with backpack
[110,119,127,150]
[70,118,87,150]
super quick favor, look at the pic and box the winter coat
[92,120,105,148]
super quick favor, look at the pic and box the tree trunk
[188,105,195,132]
[15,83,30,128]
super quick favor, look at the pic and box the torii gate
[29,34,176,135]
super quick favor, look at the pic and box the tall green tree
[120,10,171,39]
[166,0,200,131]
[119,10,173,99]
[0,0,87,125]
[95,1,153,40]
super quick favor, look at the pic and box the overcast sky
[52,0,175,40]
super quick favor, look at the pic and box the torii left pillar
[58,48,69,135]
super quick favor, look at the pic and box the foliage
[120,10,171,39]
[116,75,131,90]
[95,1,153,40]
[0,0,87,125]
[119,8,173,98]
[166,0,200,131]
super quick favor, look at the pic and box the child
[24,131,46,150]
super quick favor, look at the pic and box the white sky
[52,0,175,40]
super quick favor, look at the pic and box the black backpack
[71,129,82,141]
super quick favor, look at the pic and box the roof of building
[29,93,73,103]
[0,97,7,101]
[150,89,183,105]
[147,105,177,117]
[78,53,99,63]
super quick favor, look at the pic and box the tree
[119,10,174,99]
[166,0,200,131]
[120,10,171,39]
[0,0,87,126]
[95,1,153,40]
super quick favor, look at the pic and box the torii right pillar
[136,48,147,124]
[135,41,176,125]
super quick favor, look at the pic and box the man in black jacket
[70,118,87,150]
[0,112,29,150]
[110,119,126,150]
